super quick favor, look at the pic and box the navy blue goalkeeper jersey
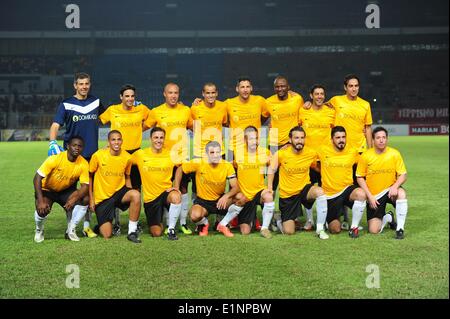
[53,95,103,159]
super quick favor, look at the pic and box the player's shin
[168,203,182,230]
[69,205,88,232]
[261,202,275,229]
[315,195,328,233]
[219,204,243,226]
[179,193,189,225]
[34,211,47,230]
[395,199,408,230]
[351,200,366,229]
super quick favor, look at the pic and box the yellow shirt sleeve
[355,154,367,178]
[182,161,199,174]
[226,162,237,179]
[37,155,57,177]
[395,151,407,176]
[144,110,157,128]
[89,152,99,174]
[79,159,89,185]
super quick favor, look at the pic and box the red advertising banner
[409,124,449,135]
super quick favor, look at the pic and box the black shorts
[144,191,170,227]
[193,196,228,216]
[95,186,131,226]
[279,184,314,222]
[309,167,322,186]
[326,185,358,224]
[366,191,397,221]
[238,190,263,226]
[37,184,78,210]
[126,148,142,190]
[172,166,191,190]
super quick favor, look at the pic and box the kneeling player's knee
[313,187,324,197]
[151,229,162,237]
[397,188,407,200]
[329,223,341,234]
[368,226,380,234]
[240,224,251,235]
[355,189,366,201]
[172,192,182,205]
[262,192,274,203]
[81,196,90,206]
[284,229,295,235]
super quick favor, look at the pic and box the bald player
[144,83,194,235]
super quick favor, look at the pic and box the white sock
[351,200,366,229]
[168,203,182,230]
[219,204,243,226]
[128,220,138,234]
[305,207,314,223]
[395,199,408,230]
[34,211,47,231]
[195,217,209,226]
[71,205,88,227]
[315,195,328,233]
[83,211,91,229]
[180,194,189,225]
[261,202,275,230]
[380,213,392,233]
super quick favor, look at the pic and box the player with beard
[317,126,367,238]
[268,126,328,237]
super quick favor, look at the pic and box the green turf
[0,136,448,298]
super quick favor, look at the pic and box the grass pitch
[0,136,448,298]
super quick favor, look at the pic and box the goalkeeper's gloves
[48,140,64,156]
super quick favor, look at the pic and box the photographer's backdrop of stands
[0,0,448,141]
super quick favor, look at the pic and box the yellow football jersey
[273,147,318,198]
[144,103,193,162]
[89,149,132,205]
[356,147,407,196]
[132,148,175,203]
[234,148,271,200]
[99,103,150,151]
[329,95,373,153]
[264,94,303,146]
[299,105,336,152]
[37,151,89,192]
[191,100,227,158]
[318,144,359,197]
[225,95,268,153]
[182,159,236,201]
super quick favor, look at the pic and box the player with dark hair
[317,126,367,238]
[33,136,89,242]
[175,141,240,237]
[48,72,104,238]
[268,126,329,238]
[356,126,408,239]
[99,84,150,235]
[298,84,336,230]
[89,130,142,243]
[132,127,182,240]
